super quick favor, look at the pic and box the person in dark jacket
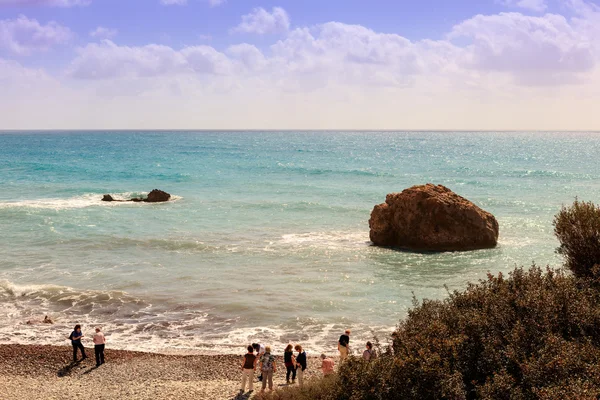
[284,344,296,384]
[294,344,307,387]
[68,324,87,362]
[338,329,350,361]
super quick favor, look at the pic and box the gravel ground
[0,344,328,400]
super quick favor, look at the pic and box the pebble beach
[0,344,326,400]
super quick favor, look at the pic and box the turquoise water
[1,131,599,354]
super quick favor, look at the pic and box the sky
[1,0,599,130]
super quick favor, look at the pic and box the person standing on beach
[259,346,276,392]
[93,327,106,367]
[321,353,335,376]
[362,341,377,361]
[338,329,350,361]
[252,343,266,382]
[294,344,307,387]
[240,345,257,393]
[284,344,296,384]
[68,324,86,362]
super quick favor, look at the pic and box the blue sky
[1,0,599,129]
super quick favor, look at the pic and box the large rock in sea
[369,184,499,252]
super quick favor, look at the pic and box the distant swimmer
[26,315,54,325]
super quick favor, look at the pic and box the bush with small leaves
[258,266,600,400]
[553,199,600,279]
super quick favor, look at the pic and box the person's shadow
[82,365,99,375]
[57,361,79,377]
[57,360,89,377]
[232,391,253,400]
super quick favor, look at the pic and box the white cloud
[448,12,595,85]
[89,26,117,39]
[66,13,598,89]
[68,40,232,79]
[497,0,547,12]
[232,7,290,35]
[0,15,72,55]
[208,0,225,6]
[0,0,90,7]
[226,43,266,71]
[4,2,600,129]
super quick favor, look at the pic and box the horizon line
[1,129,600,133]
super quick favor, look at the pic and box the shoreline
[0,343,328,400]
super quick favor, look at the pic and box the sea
[1,131,599,355]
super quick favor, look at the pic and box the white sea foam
[0,192,182,210]
[0,279,394,355]
[280,231,370,250]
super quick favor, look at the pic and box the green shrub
[260,267,600,400]
[554,199,600,279]
[254,375,342,400]
[259,201,600,399]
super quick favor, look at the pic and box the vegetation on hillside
[256,199,600,400]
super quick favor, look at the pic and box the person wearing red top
[320,353,335,376]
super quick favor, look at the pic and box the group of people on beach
[240,329,377,394]
[240,343,308,393]
[67,324,106,367]
[61,323,376,395]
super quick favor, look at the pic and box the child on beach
[363,341,377,361]
[259,346,276,392]
[294,344,307,387]
[321,353,335,376]
[93,327,106,367]
[240,345,257,393]
[284,344,296,384]
[68,324,86,362]
[252,343,265,381]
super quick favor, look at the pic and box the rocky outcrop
[101,189,171,203]
[145,189,171,203]
[369,184,499,252]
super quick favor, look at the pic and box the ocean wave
[0,192,182,210]
[279,231,370,250]
[0,279,150,313]
[75,236,221,253]
[0,279,394,355]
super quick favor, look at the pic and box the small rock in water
[100,190,171,203]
